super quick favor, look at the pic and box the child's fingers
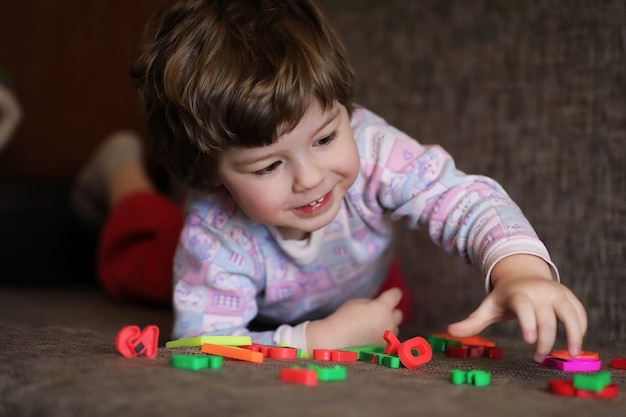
[511,286,586,362]
[566,288,588,337]
[533,305,557,362]
[555,298,586,357]
[508,293,556,361]
[391,308,403,328]
[446,316,478,338]
[509,296,538,345]
[375,287,403,309]
[447,298,500,337]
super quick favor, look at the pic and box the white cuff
[484,240,560,292]
[272,321,310,352]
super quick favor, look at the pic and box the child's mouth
[306,196,326,207]
[296,191,333,213]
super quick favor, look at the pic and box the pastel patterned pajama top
[171,107,556,351]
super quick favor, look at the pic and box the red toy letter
[398,336,432,369]
[115,325,159,359]
[382,330,401,355]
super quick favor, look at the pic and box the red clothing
[98,191,412,321]
[98,192,182,305]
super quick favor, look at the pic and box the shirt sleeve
[351,108,559,292]
[171,194,276,344]
[273,322,310,352]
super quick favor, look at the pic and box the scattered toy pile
[114,325,623,397]
[548,371,618,399]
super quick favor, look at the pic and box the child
[73,0,586,362]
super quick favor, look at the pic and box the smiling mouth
[305,196,326,207]
[296,190,333,212]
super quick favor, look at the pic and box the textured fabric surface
[1,289,625,417]
[314,0,626,341]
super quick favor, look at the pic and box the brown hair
[131,0,355,190]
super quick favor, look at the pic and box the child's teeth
[307,197,324,206]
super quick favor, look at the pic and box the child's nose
[292,160,325,192]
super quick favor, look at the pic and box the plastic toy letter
[115,325,160,359]
[398,336,432,369]
[165,335,252,348]
[382,330,401,355]
[200,343,264,363]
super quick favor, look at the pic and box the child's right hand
[305,288,404,352]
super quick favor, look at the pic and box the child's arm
[351,108,587,361]
[305,288,404,351]
[447,254,587,362]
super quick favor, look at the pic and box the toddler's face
[217,101,360,240]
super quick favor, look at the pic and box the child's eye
[315,132,337,146]
[254,161,281,175]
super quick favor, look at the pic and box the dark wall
[0,0,156,182]
[315,0,625,342]
[0,1,159,286]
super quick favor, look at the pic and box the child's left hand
[446,254,587,362]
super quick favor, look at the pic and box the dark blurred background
[0,1,156,287]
